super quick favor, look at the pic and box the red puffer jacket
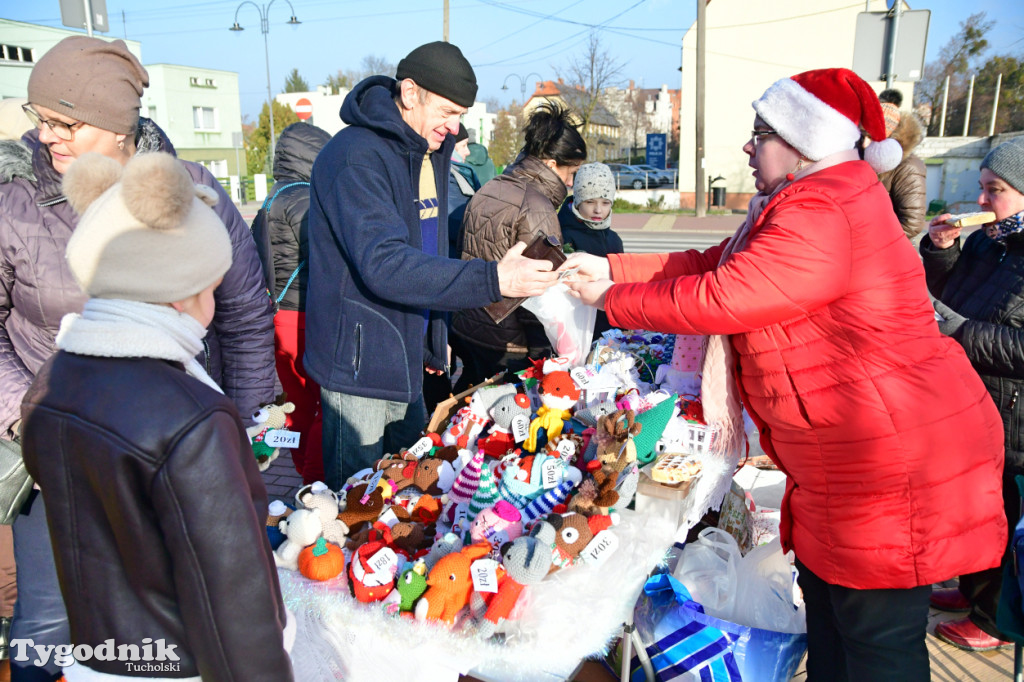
[605,161,1005,589]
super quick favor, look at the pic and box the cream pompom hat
[62,152,232,303]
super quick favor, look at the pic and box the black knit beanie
[455,123,469,143]
[395,42,477,108]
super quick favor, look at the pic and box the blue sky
[6,0,1023,121]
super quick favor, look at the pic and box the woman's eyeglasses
[21,104,83,141]
[750,129,778,145]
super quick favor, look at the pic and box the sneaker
[930,587,970,612]
[934,617,1013,651]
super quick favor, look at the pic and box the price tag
[407,436,434,460]
[264,429,300,448]
[451,503,469,532]
[378,507,400,528]
[570,367,594,389]
[484,528,510,551]
[367,547,398,580]
[556,439,576,460]
[581,530,619,568]
[511,415,530,443]
[361,469,384,504]
[541,457,562,489]
[470,558,499,593]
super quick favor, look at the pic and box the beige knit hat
[62,152,232,303]
[28,36,149,135]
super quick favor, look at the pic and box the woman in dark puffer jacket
[251,122,331,484]
[923,137,1024,652]
[0,37,274,682]
[450,103,586,392]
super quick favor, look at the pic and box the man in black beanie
[305,42,559,489]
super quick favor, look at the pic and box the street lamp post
[501,72,544,106]
[230,0,300,168]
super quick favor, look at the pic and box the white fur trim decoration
[753,77,861,161]
[864,138,903,173]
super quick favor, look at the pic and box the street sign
[852,10,930,82]
[294,98,313,121]
[647,133,667,169]
[59,0,109,32]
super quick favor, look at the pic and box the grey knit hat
[981,137,1024,196]
[572,163,616,208]
[28,36,149,135]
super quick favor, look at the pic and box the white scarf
[56,299,222,394]
[699,150,859,510]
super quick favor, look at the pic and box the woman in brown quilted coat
[450,103,586,392]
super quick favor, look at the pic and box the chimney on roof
[558,77,564,85]
[629,79,635,89]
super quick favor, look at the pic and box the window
[193,107,217,131]
[190,77,217,88]
[0,44,32,63]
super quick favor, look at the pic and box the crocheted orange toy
[415,541,492,624]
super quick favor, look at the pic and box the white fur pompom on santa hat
[753,67,902,174]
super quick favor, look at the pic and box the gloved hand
[933,299,967,338]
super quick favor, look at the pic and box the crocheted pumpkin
[298,537,344,581]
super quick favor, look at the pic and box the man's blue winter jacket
[304,76,500,403]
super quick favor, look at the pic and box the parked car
[633,164,677,187]
[606,163,655,190]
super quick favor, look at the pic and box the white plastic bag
[673,527,740,617]
[730,538,806,634]
[522,283,596,366]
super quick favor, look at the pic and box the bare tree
[916,12,993,134]
[321,54,397,94]
[555,32,625,158]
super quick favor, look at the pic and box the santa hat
[752,67,901,174]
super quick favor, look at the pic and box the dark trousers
[957,462,1020,639]
[450,336,531,396]
[796,557,931,682]
[11,492,67,682]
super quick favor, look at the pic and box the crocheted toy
[411,456,457,496]
[415,541,492,624]
[467,466,500,518]
[338,483,385,533]
[538,511,617,574]
[274,508,323,571]
[299,537,345,581]
[371,453,420,494]
[496,456,545,509]
[395,561,429,613]
[524,371,580,452]
[469,500,523,552]
[423,532,464,571]
[390,521,432,555]
[595,410,641,475]
[477,392,532,459]
[349,525,399,603]
[441,386,515,449]
[471,533,553,637]
[266,500,294,550]
[246,398,296,471]
[521,476,580,523]
[569,460,620,517]
[448,448,486,504]
[297,482,349,545]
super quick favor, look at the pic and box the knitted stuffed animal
[441,386,515,449]
[274,508,323,571]
[536,511,616,574]
[297,482,348,545]
[524,371,580,452]
[469,501,523,553]
[349,526,399,603]
[246,398,296,471]
[338,483,385,533]
[471,533,553,637]
[415,541,492,624]
[595,410,641,475]
[395,561,429,613]
[477,392,532,459]
[423,532,464,572]
[568,461,620,517]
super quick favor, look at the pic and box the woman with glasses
[0,36,276,682]
[565,69,1006,681]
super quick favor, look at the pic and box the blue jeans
[11,492,68,682]
[321,389,427,490]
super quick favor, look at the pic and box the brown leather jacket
[452,155,567,353]
[878,113,928,239]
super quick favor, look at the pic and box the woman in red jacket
[567,68,1006,681]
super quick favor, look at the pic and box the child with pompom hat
[20,152,295,681]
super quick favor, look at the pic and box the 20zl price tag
[471,559,499,593]
[264,429,300,448]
